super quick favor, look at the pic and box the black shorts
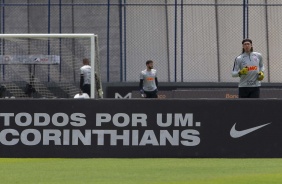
[239,87,260,98]
[82,84,91,96]
[144,89,158,98]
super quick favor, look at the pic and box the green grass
[1,158,282,184]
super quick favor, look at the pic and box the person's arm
[155,70,158,88]
[232,57,241,77]
[257,53,265,81]
[139,79,144,91]
[155,77,158,89]
[259,53,265,72]
[139,71,144,93]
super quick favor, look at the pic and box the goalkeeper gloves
[98,89,103,98]
[238,66,248,76]
[257,71,264,81]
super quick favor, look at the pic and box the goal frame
[0,33,97,98]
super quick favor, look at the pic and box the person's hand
[257,71,264,81]
[239,66,248,76]
[140,89,146,98]
[98,89,103,98]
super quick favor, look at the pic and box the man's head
[83,58,90,65]
[242,38,253,53]
[146,60,154,70]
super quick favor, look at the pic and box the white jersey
[140,69,157,91]
[232,52,264,87]
[74,93,90,99]
[80,65,91,85]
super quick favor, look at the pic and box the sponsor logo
[0,112,201,146]
[253,55,258,62]
[248,66,257,71]
[225,93,238,98]
[230,122,271,138]
[115,92,132,98]
[146,77,154,81]
[34,58,40,62]
[247,80,256,85]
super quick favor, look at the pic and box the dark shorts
[144,89,158,98]
[82,84,91,96]
[239,87,260,98]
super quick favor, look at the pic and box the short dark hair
[242,38,252,44]
[83,58,89,64]
[146,60,153,65]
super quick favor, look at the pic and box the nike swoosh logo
[230,122,271,138]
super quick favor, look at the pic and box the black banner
[0,99,281,158]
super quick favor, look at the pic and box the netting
[3,2,282,99]
[0,34,100,98]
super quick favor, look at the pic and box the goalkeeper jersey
[140,69,157,91]
[80,65,91,85]
[232,52,264,87]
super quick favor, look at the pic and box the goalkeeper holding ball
[232,39,265,98]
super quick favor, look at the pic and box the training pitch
[0,158,282,184]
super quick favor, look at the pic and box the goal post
[0,33,101,99]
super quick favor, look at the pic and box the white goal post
[0,33,101,99]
